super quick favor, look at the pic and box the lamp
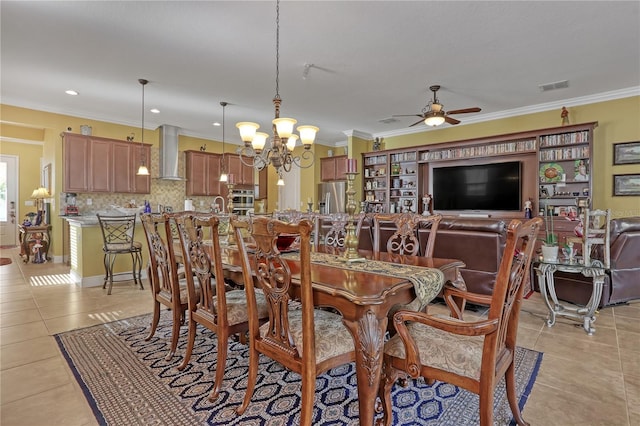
[235,0,318,183]
[219,101,229,182]
[136,78,150,176]
[424,112,446,127]
[31,187,51,225]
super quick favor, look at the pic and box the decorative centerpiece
[343,159,364,262]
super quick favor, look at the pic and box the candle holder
[343,172,364,261]
[226,182,236,245]
[307,202,313,213]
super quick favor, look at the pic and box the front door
[0,155,19,246]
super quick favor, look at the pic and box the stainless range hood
[157,124,185,180]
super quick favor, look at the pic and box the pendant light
[219,101,228,182]
[136,78,150,176]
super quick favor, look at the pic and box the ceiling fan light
[251,132,269,152]
[273,117,297,139]
[236,122,260,143]
[297,125,319,146]
[424,114,445,127]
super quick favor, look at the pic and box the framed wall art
[613,173,640,196]
[613,141,640,165]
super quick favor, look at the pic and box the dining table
[219,244,466,425]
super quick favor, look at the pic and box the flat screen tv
[432,161,521,211]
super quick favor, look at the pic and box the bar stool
[97,214,144,295]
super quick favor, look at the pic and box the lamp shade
[136,164,150,176]
[273,117,297,139]
[31,187,51,199]
[277,178,285,186]
[251,132,269,151]
[296,125,319,146]
[286,135,298,151]
[219,172,228,182]
[236,122,260,144]
[424,113,445,127]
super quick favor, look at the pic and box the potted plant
[540,206,559,262]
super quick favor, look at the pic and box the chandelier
[136,78,150,176]
[235,0,318,181]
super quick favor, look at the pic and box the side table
[535,259,606,335]
[18,225,51,263]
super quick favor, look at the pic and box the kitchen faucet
[212,196,226,214]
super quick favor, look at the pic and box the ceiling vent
[378,117,399,124]
[539,80,569,92]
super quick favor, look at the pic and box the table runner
[282,251,444,311]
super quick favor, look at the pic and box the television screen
[432,161,521,211]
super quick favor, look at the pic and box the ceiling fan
[394,85,481,127]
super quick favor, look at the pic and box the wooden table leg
[342,308,387,426]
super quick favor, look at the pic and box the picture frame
[613,141,640,165]
[613,173,640,196]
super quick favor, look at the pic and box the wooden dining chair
[314,212,366,254]
[173,213,269,402]
[377,217,542,426]
[140,213,190,361]
[232,217,356,425]
[373,212,442,257]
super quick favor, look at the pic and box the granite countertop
[63,209,146,226]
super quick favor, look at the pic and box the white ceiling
[2,1,639,147]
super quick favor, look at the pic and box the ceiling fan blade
[444,116,461,125]
[446,107,481,115]
[392,114,424,118]
[409,118,426,127]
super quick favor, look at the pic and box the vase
[541,245,559,262]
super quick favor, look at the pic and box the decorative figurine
[561,107,570,126]
[372,137,383,151]
[524,199,533,219]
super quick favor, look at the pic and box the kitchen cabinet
[63,133,150,194]
[112,141,151,194]
[185,151,222,196]
[320,155,347,181]
[225,154,254,186]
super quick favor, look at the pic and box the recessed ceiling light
[212,122,221,126]
[150,108,160,114]
[65,90,78,96]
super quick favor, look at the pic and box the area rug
[55,312,543,425]
[0,257,12,266]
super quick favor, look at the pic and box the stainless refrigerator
[317,182,346,213]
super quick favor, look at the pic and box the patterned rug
[55,312,542,425]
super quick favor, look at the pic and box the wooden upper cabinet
[113,142,151,194]
[224,154,254,186]
[185,151,223,196]
[63,133,90,192]
[63,133,150,194]
[321,155,347,181]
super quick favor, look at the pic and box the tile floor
[0,247,638,425]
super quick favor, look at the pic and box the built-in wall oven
[230,189,254,216]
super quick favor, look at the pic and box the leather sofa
[358,216,508,296]
[536,217,640,308]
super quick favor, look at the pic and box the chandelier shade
[235,0,317,182]
[220,101,229,182]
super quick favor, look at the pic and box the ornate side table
[18,225,51,263]
[535,258,606,335]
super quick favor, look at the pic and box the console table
[18,225,51,264]
[535,259,606,335]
